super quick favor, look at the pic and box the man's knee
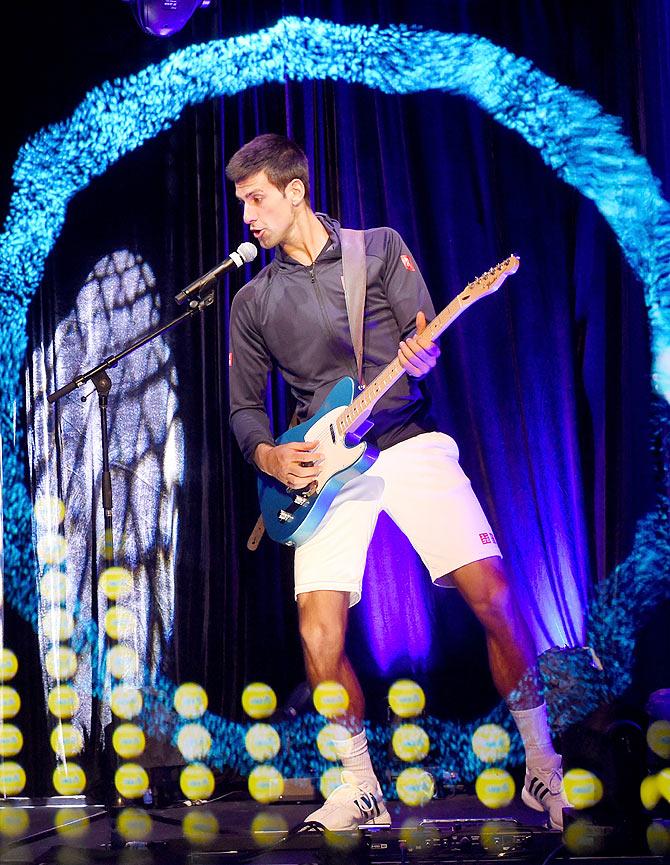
[453,558,515,624]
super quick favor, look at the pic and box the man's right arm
[228,290,276,463]
[229,292,323,485]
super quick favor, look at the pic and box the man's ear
[286,178,306,206]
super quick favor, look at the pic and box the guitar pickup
[293,494,309,506]
[277,510,294,523]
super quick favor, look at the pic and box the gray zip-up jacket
[229,214,438,464]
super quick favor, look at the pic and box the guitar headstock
[458,254,520,304]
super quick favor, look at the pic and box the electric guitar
[258,255,520,546]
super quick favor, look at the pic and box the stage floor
[0,791,666,865]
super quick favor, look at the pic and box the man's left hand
[398,311,441,377]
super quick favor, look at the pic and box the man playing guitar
[227,133,568,831]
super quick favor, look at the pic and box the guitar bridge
[277,509,294,523]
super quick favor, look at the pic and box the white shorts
[294,432,501,606]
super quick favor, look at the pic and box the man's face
[235,171,296,249]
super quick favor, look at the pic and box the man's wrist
[253,442,275,474]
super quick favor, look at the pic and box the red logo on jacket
[400,254,415,272]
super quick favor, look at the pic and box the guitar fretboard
[336,255,518,437]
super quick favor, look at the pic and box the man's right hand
[254,440,323,489]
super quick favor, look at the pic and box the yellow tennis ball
[111,686,143,720]
[0,807,29,837]
[99,567,133,601]
[48,685,79,720]
[471,724,511,763]
[0,724,23,758]
[657,767,670,802]
[116,808,152,842]
[563,819,604,855]
[316,724,351,762]
[174,683,208,719]
[245,723,281,762]
[0,762,27,796]
[37,534,67,566]
[480,820,519,854]
[179,763,215,801]
[0,649,18,682]
[248,765,284,803]
[182,810,219,846]
[313,681,349,719]
[41,607,75,643]
[241,683,277,720]
[564,768,604,809]
[45,646,78,681]
[399,818,425,847]
[323,828,362,851]
[104,606,137,641]
[475,768,515,809]
[647,720,670,760]
[0,686,21,720]
[112,724,146,759]
[388,680,426,719]
[34,496,66,527]
[396,767,435,806]
[392,724,430,762]
[641,775,662,810]
[53,763,86,796]
[177,723,212,762]
[50,723,84,757]
[250,811,289,846]
[114,763,149,799]
[40,569,68,605]
[54,808,90,839]
[320,766,344,800]
[647,820,670,855]
[107,645,139,680]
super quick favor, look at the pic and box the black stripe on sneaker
[529,778,550,802]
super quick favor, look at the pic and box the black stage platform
[0,791,666,865]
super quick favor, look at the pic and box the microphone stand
[43,286,221,851]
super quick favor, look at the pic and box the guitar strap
[339,227,367,386]
[247,227,368,550]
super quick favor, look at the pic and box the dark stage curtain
[3,0,668,793]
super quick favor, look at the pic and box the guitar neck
[335,294,466,437]
[335,254,519,438]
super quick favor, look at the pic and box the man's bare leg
[449,556,569,828]
[297,589,365,725]
[448,556,541,709]
[298,589,390,828]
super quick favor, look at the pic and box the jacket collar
[273,213,342,272]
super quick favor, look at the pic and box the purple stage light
[122,0,211,37]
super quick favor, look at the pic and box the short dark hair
[225,133,310,198]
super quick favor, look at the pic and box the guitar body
[258,377,379,546]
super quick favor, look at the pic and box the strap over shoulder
[340,228,367,386]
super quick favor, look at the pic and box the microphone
[175,242,257,304]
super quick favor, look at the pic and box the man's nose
[243,202,255,224]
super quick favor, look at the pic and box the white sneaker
[521,755,570,830]
[304,771,391,831]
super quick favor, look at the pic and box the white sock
[510,702,558,766]
[334,729,379,788]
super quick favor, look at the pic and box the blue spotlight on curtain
[122,0,210,37]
